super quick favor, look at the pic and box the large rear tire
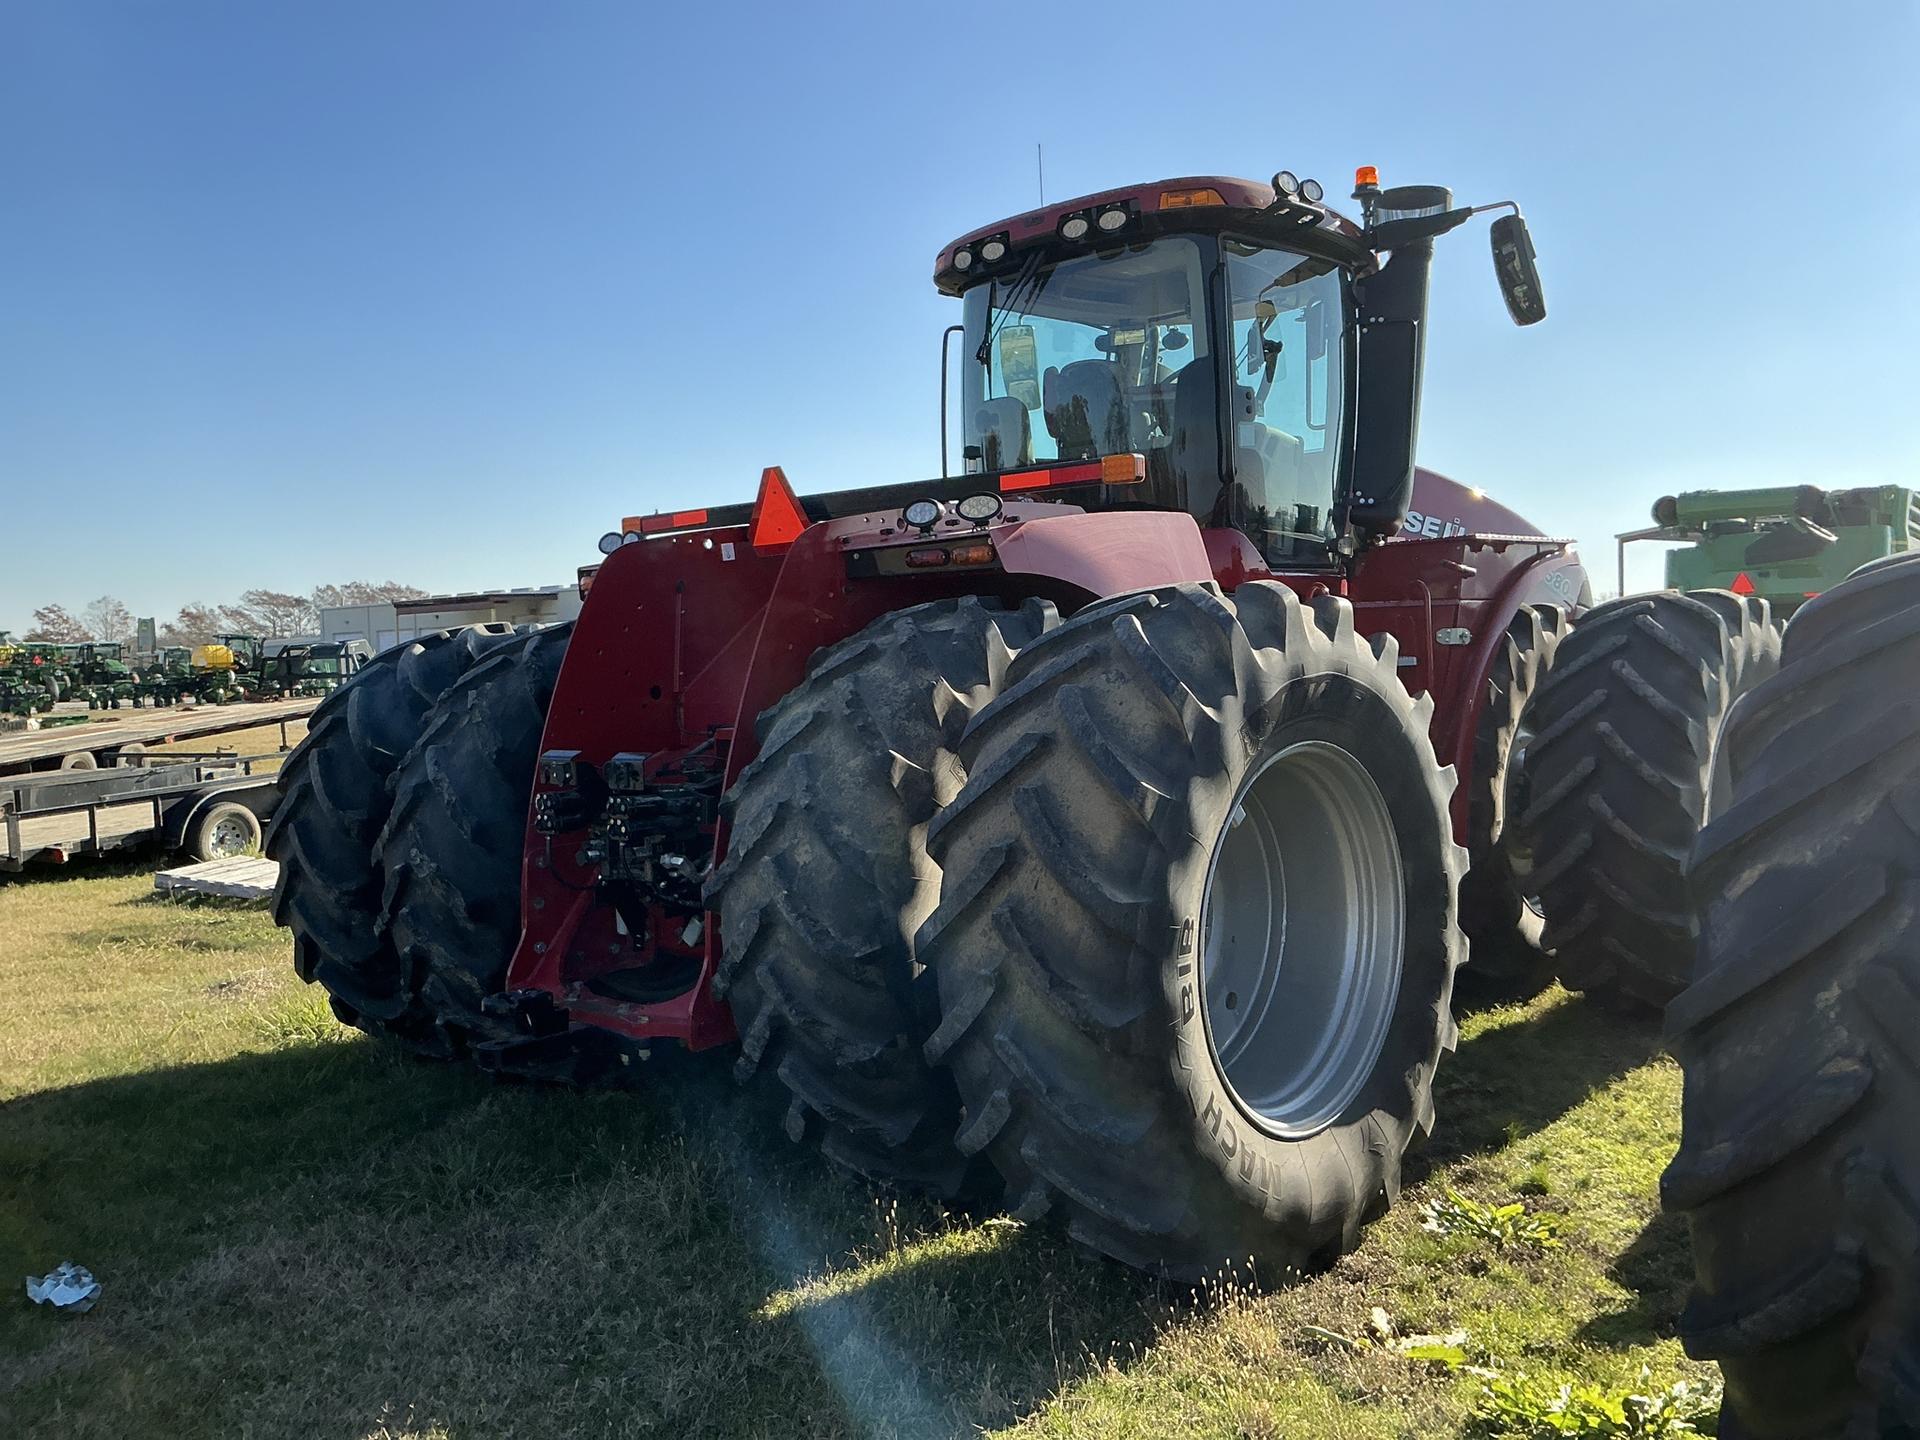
[707,597,1057,1199]
[377,624,572,1049]
[267,625,515,1041]
[1664,556,1920,1438]
[1457,604,1565,998]
[1519,589,1778,1009]
[920,582,1464,1279]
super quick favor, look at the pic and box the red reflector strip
[631,508,713,535]
[998,453,1145,492]
[1730,571,1756,595]
[999,464,1093,491]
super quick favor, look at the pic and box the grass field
[0,858,1715,1439]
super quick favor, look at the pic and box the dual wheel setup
[275,581,1783,1285]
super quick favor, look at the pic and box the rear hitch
[481,986,570,1036]
[468,1022,650,1088]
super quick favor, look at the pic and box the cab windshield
[960,237,1207,488]
[959,234,1349,567]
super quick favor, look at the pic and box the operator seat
[973,398,1032,471]
[1043,360,1130,461]
[1169,358,1231,521]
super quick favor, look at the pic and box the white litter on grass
[26,1262,99,1313]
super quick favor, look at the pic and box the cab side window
[1223,242,1347,567]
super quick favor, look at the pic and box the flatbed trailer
[0,696,317,776]
[1,752,282,873]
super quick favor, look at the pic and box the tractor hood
[1402,469,1548,541]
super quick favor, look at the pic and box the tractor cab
[262,639,372,694]
[939,172,1545,571]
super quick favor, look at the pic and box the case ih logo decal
[1403,510,1468,539]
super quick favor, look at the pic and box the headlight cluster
[1272,171,1325,204]
[951,231,1010,273]
[956,493,1002,523]
[1060,203,1131,241]
[901,494,1002,531]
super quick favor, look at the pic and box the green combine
[1618,483,1920,616]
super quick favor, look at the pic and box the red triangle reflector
[1730,571,1756,595]
[749,466,808,553]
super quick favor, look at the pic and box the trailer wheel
[1518,589,1778,1010]
[1457,604,1565,998]
[189,801,261,862]
[920,583,1464,1279]
[378,624,573,1046]
[1664,557,1920,1438]
[707,597,1058,1200]
[59,751,97,771]
[267,624,517,1043]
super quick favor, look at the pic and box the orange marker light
[1355,165,1380,188]
[1160,187,1226,209]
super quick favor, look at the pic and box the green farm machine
[68,643,142,709]
[188,635,266,703]
[1618,483,1920,616]
[0,636,79,716]
[0,635,59,718]
[258,639,372,698]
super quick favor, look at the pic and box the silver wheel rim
[208,814,253,856]
[1501,711,1545,918]
[1199,740,1406,1138]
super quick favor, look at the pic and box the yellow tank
[192,644,237,671]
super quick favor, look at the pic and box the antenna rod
[1036,143,1045,206]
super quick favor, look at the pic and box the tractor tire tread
[707,597,1057,1200]
[1666,559,1920,1438]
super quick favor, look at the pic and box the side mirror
[994,325,1041,409]
[1490,214,1546,326]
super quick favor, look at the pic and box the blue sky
[3,1,1915,632]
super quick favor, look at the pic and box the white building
[318,586,582,654]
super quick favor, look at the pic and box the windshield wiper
[975,250,1046,367]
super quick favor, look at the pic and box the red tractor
[271,167,1769,1279]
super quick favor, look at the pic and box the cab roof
[933,174,1373,295]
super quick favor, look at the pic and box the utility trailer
[1,752,279,872]
[0,695,318,777]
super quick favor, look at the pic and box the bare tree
[158,604,224,648]
[221,589,317,638]
[24,604,91,642]
[311,580,430,610]
[82,595,135,644]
